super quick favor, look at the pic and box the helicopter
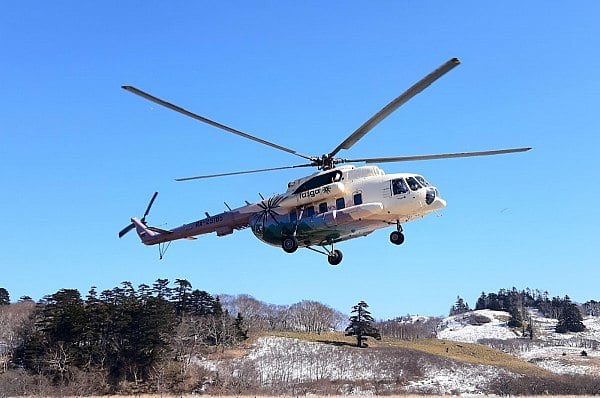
[119,57,530,265]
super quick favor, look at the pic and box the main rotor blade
[175,163,314,181]
[122,86,314,161]
[344,147,532,164]
[329,58,461,158]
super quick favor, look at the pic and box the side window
[406,176,422,191]
[392,178,409,195]
[305,206,315,217]
[318,202,328,213]
[353,192,363,205]
[289,210,297,223]
[336,197,345,210]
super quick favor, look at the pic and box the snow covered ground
[194,309,600,395]
[436,309,600,376]
[437,309,518,342]
[407,363,511,395]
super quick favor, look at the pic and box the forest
[0,283,597,395]
[0,280,345,395]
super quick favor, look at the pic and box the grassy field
[269,330,552,377]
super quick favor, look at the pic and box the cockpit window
[415,176,431,187]
[406,177,422,191]
[392,178,409,195]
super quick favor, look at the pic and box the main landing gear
[282,236,299,253]
[281,237,343,266]
[390,222,405,246]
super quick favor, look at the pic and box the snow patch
[437,309,600,376]
[407,364,509,395]
[437,310,517,342]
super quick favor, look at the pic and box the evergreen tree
[507,293,523,328]
[507,303,523,327]
[449,296,470,316]
[556,296,585,333]
[345,300,381,348]
[234,312,248,341]
[475,292,487,310]
[0,287,9,305]
[526,316,534,340]
[173,278,193,316]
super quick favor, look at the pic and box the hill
[438,309,600,376]
[2,286,599,395]
[195,310,600,395]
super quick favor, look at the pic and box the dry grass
[268,331,552,377]
[382,338,551,376]
[65,395,600,398]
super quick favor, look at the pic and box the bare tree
[0,301,35,372]
[288,300,345,333]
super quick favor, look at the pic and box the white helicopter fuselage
[249,165,446,248]
[129,165,445,258]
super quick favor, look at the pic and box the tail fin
[131,217,158,244]
[118,192,159,241]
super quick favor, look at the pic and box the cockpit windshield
[415,176,431,187]
[392,178,409,195]
[406,176,422,191]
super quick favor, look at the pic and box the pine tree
[0,288,9,305]
[507,303,523,327]
[556,296,585,333]
[449,296,470,316]
[345,300,381,348]
[475,292,487,310]
[234,312,248,341]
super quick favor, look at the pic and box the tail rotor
[118,192,158,238]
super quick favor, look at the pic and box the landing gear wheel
[390,231,405,245]
[282,236,298,253]
[327,249,343,266]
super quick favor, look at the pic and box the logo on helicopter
[296,185,333,202]
[299,188,320,199]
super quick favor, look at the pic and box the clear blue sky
[1,2,598,319]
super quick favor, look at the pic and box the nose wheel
[327,249,343,266]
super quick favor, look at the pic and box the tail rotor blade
[142,192,158,221]
[119,223,135,238]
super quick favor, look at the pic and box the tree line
[452,287,588,334]
[0,280,346,395]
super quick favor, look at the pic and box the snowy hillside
[190,309,600,394]
[437,309,517,342]
[200,335,516,395]
[437,309,600,376]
